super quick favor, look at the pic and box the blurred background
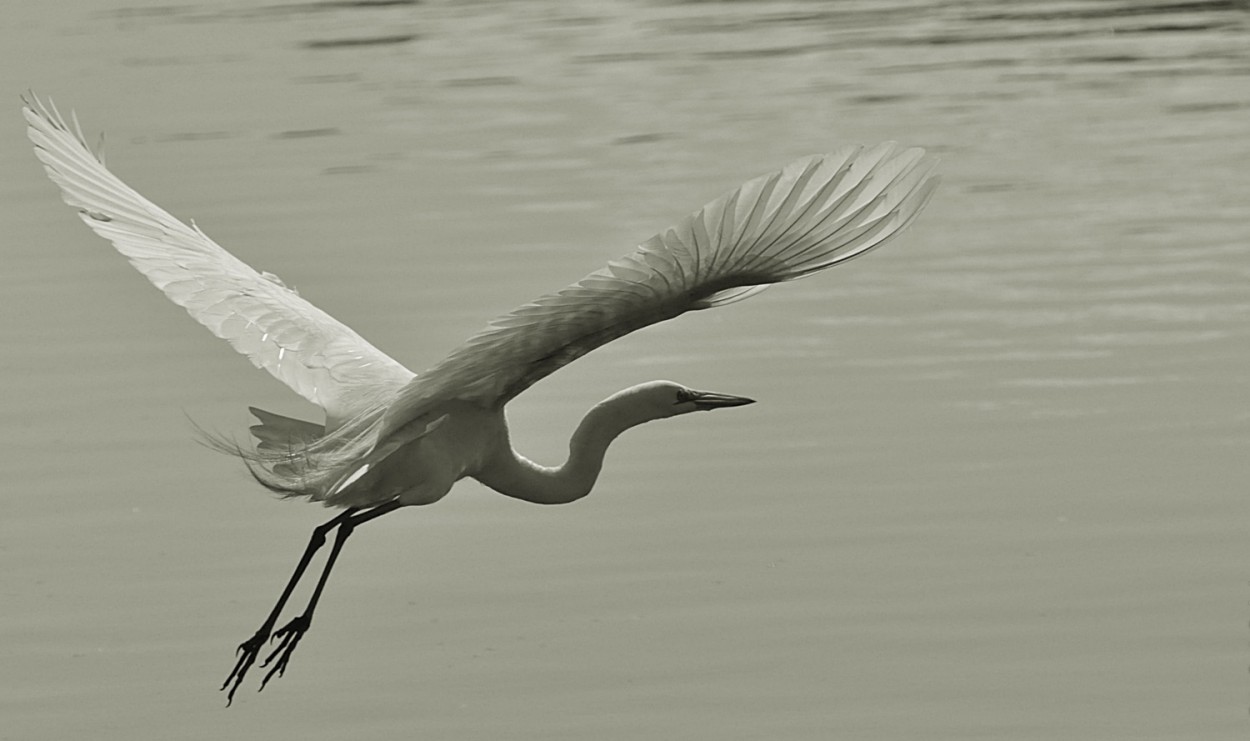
[3,1,1248,739]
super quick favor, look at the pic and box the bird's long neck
[474,400,647,505]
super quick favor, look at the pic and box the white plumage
[24,96,414,425]
[25,93,939,701]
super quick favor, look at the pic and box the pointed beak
[691,390,756,411]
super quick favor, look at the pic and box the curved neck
[474,400,648,505]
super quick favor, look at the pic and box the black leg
[222,500,402,704]
[222,507,357,705]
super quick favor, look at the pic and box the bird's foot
[221,626,273,705]
[258,614,311,691]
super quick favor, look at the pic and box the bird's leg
[221,507,358,705]
[258,500,402,692]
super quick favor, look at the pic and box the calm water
[3,1,1249,739]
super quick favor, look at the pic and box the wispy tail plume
[194,406,388,504]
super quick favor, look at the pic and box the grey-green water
[3,1,1248,738]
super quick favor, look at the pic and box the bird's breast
[387,402,509,506]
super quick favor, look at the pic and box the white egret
[24,93,939,703]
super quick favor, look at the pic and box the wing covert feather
[382,143,938,435]
[24,95,414,424]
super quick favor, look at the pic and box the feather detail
[380,144,938,439]
[23,93,414,426]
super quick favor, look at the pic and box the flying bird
[24,93,939,703]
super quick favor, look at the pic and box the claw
[259,615,311,689]
[221,627,273,706]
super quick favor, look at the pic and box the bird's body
[24,93,939,702]
[333,400,501,508]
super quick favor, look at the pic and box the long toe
[258,615,311,690]
[222,629,271,705]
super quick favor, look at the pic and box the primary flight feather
[385,143,936,438]
[24,92,939,702]
[23,95,414,425]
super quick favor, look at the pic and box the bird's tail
[196,406,388,504]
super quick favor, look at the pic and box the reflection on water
[4,1,1249,739]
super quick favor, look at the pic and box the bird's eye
[675,388,697,404]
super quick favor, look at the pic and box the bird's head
[606,380,755,424]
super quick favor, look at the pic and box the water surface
[3,1,1249,739]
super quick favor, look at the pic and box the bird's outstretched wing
[381,143,939,436]
[24,94,414,425]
